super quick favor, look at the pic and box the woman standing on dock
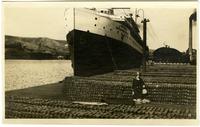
[132,72,150,104]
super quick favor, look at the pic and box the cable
[105,37,118,70]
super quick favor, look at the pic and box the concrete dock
[5,64,196,119]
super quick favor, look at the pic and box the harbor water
[5,60,73,91]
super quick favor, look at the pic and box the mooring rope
[105,37,118,70]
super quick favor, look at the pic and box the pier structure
[5,64,196,119]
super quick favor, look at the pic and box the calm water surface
[5,60,73,91]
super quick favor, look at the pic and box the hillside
[5,35,69,59]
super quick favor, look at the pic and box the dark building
[153,47,188,63]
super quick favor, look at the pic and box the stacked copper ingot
[63,64,196,106]
[5,96,195,119]
[5,64,196,119]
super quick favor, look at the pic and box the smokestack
[189,11,197,62]
[189,15,193,61]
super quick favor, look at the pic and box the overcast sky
[3,2,197,52]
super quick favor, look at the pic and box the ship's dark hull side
[67,30,143,76]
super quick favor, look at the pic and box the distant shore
[5,35,70,60]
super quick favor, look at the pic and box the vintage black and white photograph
[3,1,198,123]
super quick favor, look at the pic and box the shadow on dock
[6,82,68,100]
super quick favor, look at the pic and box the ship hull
[67,29,143,76]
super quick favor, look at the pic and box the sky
[3,2,197,52]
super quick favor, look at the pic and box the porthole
[94,24,97,26]
[95,17,97,20]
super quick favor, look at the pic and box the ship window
[101,10,103,13]
[94,24,97,26]
[95,17,97,20]
[103,26,105,29]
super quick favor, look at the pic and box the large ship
[65,8,146,76]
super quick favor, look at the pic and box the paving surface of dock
[5,64,196,119]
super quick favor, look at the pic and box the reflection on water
[5,60,73,91]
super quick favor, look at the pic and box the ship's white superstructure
[65,8,143,54]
